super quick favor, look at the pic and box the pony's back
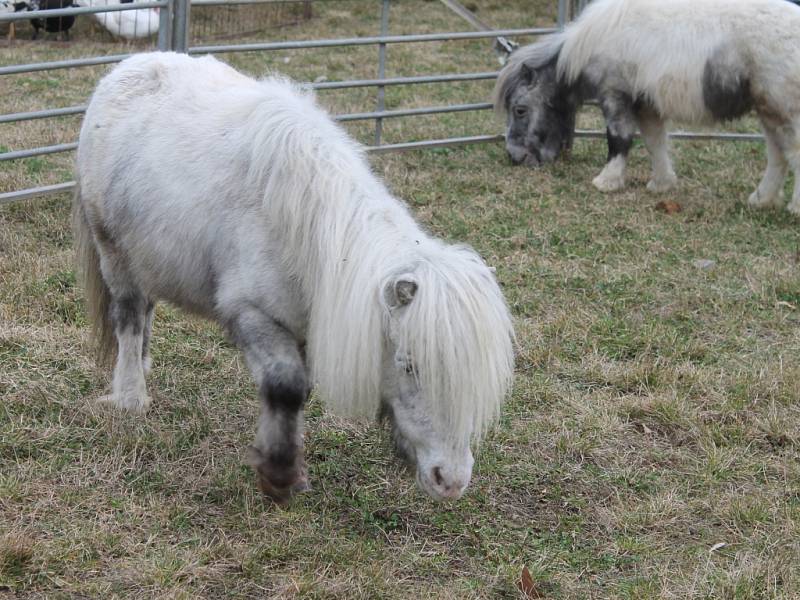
[558,0,800,121]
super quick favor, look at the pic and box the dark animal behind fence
[15,0,76,39]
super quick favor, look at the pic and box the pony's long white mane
[245,77,515,441]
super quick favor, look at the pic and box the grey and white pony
[74,52,515,503]
[494,0,800,213]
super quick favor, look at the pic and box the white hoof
[646,174,677,193]
[96,393,151,413]
[787,200,800,216]
[592,173,625,192]
[748,188,783,209]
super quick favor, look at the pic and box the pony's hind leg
[749,123,788,210]
[227,307,310,503]
[98,289,152,412]
[638,111,677,192]
[91,237,152,412]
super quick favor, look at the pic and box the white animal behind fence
[78,0,159,39]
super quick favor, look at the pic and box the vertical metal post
[157,0,174,50]
[374,0,390,146]
[172,0,190,52]
[557,0,568,29]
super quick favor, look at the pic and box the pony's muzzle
[507,146,541,168]
[419,465,470,501]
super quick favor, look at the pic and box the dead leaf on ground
[655,200,682,214]
[518,565,545,599]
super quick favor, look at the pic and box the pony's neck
[288,159,427,303]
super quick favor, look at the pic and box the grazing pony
[494,0,800,213]
[74,52,515,503]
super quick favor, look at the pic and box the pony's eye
[513,106,528,118]
[404,361,415,375]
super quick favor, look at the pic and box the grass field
[2,1,800,598]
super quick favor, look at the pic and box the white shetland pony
[74,52,515,503]
[494,0,800,213]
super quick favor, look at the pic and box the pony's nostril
[432,466,444,486]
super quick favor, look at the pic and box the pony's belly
[653,78,709,125]
[134,251,219,317]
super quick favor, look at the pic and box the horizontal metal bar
[0,105,87,124]
[0,129,765,202]
[573,129,764,142]
[0,102,490,127]
[336,102,492,122]
[0,142,78,162]
[0,181,75,204]
[668,131,764,142]
[6,101,741,124]
[0,55,131,76]
[0,129,764,165]
[367,134,504,153]
[1,29,552,76]
[189,27,555,54]
[0,1,165,23]
[312,71,499,90]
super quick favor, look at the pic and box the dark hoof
[245,446,310,505]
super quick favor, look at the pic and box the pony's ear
[519,62,536,85]
[385,276,418,309]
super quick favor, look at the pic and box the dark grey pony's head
[493,34,580,167]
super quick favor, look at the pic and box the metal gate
[0,0,762,204]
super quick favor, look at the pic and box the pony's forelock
[493,33,565,113]
[395,246,515,443]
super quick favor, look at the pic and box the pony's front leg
[638,112,677,192]
[228,308,310,503]
[593,94,636,192]
[749,123,788,210]
[98,292,152,412]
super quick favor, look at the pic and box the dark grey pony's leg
[592,92,637,192]
[637,109,677,193]
[749,121,789,210]
[97,248,152,412]
[227,307,310,502]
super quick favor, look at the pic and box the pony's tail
[72,184,116,368]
